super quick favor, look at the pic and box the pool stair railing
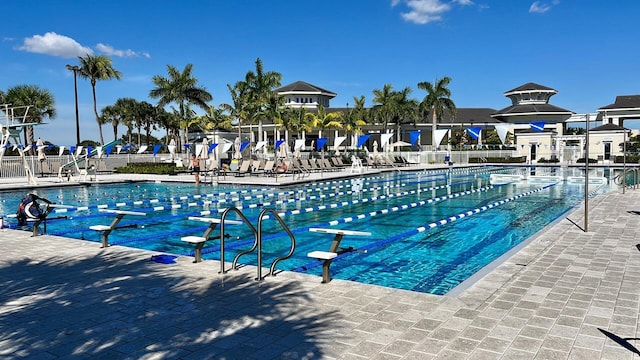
[254,208,296,281]
[306,227,371,283]
[196,206,297,281]
[89,209,146,248]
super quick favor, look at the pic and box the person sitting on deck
[275,161,288,174]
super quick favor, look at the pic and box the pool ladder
[218,206,296,281]
[614,168,640,193]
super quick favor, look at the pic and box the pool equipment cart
[307,227,371,283]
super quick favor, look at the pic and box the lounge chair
[308,158,322,172]
[262,160,275,176]
[231,160,252,177]
[292,159,310,178]
[330,157,345,170]
[250,160,263,176]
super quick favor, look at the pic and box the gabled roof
[491,103,573,118]
[590,123,628,132]
[504,82,557,95]
[439,108,499,124]
[275,81,337,97]
[599,95,640,110]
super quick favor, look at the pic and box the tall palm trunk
[91,81,105,145]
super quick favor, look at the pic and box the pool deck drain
[1,171,640,359]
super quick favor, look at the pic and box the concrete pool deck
[1,171,640,359]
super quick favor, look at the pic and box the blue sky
[2,0,640,145]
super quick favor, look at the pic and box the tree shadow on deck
[0,249,342,359]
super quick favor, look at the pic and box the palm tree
[77,54,122,145]
[149,64,212,149]
[306,105,343,142]
[279,106,311,140]
[245,58,282,142]
[417,76,456,148]
[344,96,368,149]
[107,97,138,144]
[371,84,399,131]
[4,85,56,147]
[201,105,233,133]
[100,105,121,141]
[264,92,286,140]
[222,80,251,140]
[393,86,418,144]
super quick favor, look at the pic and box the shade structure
[333,136,346,155]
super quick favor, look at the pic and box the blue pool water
[0,166,612,295]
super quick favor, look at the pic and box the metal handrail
[614,168,639,189]
[255,208,296,281]
[219,207,257,274]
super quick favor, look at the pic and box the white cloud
[95,43,150,58]
[394,0,472,25]
[17,32,93,58]
[529,1,559,14]
[402,0,451,24]
[16,32,151,59]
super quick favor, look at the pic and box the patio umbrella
[294,139,304,159]
[278,140,288,159]
[36,138,46,162]
[199,137,209,159]
[168,138,176,160]
[390,141,411,148]
[233,137,242,160]
[372,140,379,160]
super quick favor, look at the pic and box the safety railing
[255,208,296,281]
[219,207,257,274]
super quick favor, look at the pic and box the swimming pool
[0,166,613,295]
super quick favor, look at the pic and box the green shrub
[469,156,526,163]
[537,157,560,163]
[114,162,183,175]
[614,155,640,163]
